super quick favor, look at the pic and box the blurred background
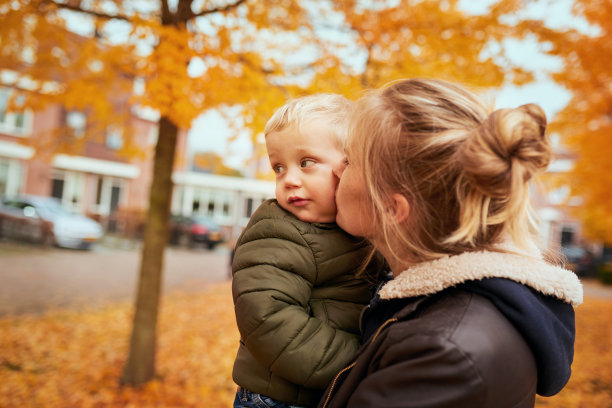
[1,0,611,406]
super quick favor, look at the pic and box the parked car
[169,214,224,249]
[0,195,103,250]
[562,245,598,277]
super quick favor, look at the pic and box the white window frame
[52,169,85,213]
[92,176,125,215]
[0,157,24,196]
[106,125,124,150]
[0,87,33,137]
[66,111,86,137]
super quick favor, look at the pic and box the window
[92,176,124,215]
[561,227,575,247]
[0,87,30,136]
[0,159,8,195]
[51,179,64,200]
[95,177,103,205]
[106,126,124,150]
[0,90,7,123]
[222,197,230,217]
[66,111,86,137]
[109,185,121,213]
[50,170,84,212]
[245,198,253,218]
[207,196,215,216]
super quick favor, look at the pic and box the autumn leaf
[1,281,611,407]
[0,282,240,408]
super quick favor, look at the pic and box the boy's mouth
[288,196,309,206]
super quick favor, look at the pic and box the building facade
[0,84,274,242]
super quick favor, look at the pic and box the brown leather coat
[318,246,583,408]
[319,289,538,408]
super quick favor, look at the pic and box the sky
[188,0,593,170]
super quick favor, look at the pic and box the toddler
[231,94,383,408]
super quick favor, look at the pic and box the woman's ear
[390,193,410,224]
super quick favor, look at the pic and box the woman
[319,78,583,408]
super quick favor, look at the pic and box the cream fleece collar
[378,246,583,306]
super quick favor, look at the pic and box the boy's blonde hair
[349,78,552,264]
[264,93,353,150]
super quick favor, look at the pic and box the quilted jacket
[232,199,382,407]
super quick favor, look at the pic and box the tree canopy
[524,0,612,243]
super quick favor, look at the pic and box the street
[0,238,232,316]
[2,237,611,317]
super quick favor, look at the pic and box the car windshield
[34,198,73,218]
[192,216,216,227]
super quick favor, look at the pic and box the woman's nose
[333,159,347,179]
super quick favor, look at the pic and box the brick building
[0,80,274,240]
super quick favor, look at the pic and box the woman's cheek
[336,179,360,235]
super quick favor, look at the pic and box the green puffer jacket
[232,199,382,407]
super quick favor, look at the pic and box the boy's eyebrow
[294,145,339,157]
[294,147,314,156]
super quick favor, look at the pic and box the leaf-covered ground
[1,281,610,407]
[0,282,239,407]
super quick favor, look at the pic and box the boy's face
[266,119,346,223]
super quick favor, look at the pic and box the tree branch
[42,0,133,22]
[180,0,248,23]
[237,54,276,75]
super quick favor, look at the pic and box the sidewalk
[0,240,232,316]
[581,278,612,299]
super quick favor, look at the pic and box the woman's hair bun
[458,102,552,198]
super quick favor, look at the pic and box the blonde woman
[319,78,583,408]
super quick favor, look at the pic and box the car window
[3,200,26,210]
[192,216,216,226]
[34,199,72,218]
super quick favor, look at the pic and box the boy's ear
[390,193,410,224]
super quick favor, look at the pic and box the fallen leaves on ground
[536,296,612,407]
[0,281,238,407]
[1,281,611,407]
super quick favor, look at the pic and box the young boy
[231,94,383,408]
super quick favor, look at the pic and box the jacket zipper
[321,317,399,408]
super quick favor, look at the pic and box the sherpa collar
[378,247,583,306]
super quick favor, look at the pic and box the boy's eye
[300,159,315,168]
[343,157,349,166]
[273,164,285,174]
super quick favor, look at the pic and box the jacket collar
[378,243,583,306]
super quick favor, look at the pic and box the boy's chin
[294,210,336,224]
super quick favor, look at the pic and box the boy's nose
[284,167,301,187]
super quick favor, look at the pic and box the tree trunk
[121,115,178,386]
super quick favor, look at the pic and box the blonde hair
[349,78,551,264]
[264,93,353,149]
